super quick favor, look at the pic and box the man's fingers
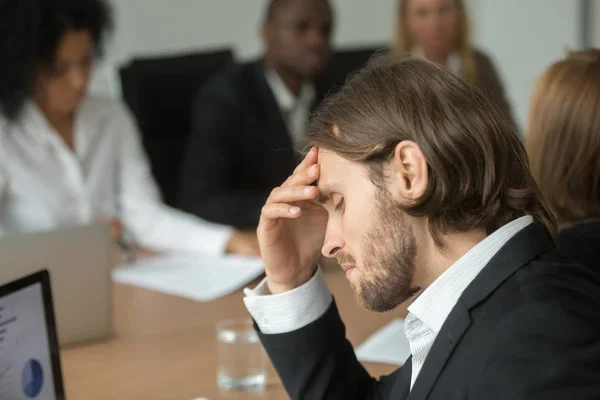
[283,162,320,188]
[260,148,319,230]
[266,185,318,205]
[260,203,302,225]
[282,148,319,186]
[292,147,318,175]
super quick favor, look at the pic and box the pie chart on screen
[21,359,44,398]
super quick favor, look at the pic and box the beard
[338,188,419,312]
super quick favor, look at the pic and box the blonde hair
[393,0,477,83]
[526,49,600,227]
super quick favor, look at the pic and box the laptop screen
[0,271,64,400]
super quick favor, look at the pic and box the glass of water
[216,318,267,391]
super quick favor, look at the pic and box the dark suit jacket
[473,49,515,127]
[557,220,600,281]
[177,60,323,228]
[257,223,600,399]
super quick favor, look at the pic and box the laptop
[0,270,65,400]
[0,224,114,346]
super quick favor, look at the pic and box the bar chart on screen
[0,303,18,397]
[0,305,18,343]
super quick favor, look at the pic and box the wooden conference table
[61,263,404,399]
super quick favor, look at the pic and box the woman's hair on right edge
[527,48,600,228]
[307,53,556,246]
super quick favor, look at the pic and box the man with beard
[177,0,334,229]
[242,55,600,399]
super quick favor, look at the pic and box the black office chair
[119,49,235,206]
[316,46,385,97]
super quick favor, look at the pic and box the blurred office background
[90,0,593,133]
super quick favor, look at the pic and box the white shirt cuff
[243,267,332,334]
[204,225,234,255]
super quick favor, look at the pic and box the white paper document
[112,254,265,302]
[355,319,411,365]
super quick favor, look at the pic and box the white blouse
[0,96,232,254]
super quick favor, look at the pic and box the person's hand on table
[105,218,123,241]
[100,218,128,264]
[100,218,158,264]
[226,230,261,256]
[257,147,328,294]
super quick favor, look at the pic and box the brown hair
[526,49,600,228]
[393,0,477,83]
[307,54,556,245]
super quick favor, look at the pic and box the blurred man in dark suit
[177,0,333,229]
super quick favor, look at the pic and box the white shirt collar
[19,98,102,157]
[21,100,88,147]
[411,49,462,77]
[265,69,316,148]
[265,69,316,113]
[408,215,534,333]
[20,101,56,145]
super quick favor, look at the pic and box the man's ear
[387,140,428,205]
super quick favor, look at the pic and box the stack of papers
[355,319,411,365]
[112,254,265,302]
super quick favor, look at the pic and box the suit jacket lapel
[396,222,554,400]
[251,61,296,157]
[389,356,413,399]
[459,222,554,309]
[406,306,471,400]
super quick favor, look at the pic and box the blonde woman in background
[527,49,600,280]
[394,0,514,125]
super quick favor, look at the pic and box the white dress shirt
[265,70,316,149]
[243,216,534,389]
[404,215,532,389]
[0,96,232,254]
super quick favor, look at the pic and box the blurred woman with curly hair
[0,0,259,256]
